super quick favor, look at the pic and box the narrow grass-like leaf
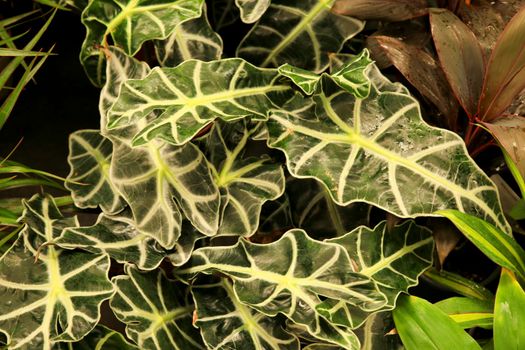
[437,210,525,281]
[494,269,525,350]
[107,58,291,146]
[65,130,124,214]
[269,53,510,234]
[424,268,494,301]
[80,0,204,86]
[237,0,364,72]
[192,279,300,349]
[435,297,494,329]
[110,265,203,350]
[393,295,481,350]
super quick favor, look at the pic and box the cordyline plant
[0,0,523,349]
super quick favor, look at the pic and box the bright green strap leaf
[110,136,220,248]
[60,325,139,349]
[267,53,510,234]
[319,221,433,328]
[80,0,204,86]
[435,297,493,329]
[99,46,150,132]
[438,210,525,281]
[393,295,481,350]
[204,120,285,236]
[178,229,385,348]
[107,58,291,146]
[192,279,300,350]
[0,195,114,350]
[56,211,166,270]
[235,0,271,23]
[154,5,223,67]
[424,268,495,301]
[65,130,124,214]
[237,0,364,72]
[494,269,525,350]
[110,265,204,350]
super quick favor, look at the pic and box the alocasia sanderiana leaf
[203,120,285,236]
[267,50,510,234]
[60,325,139,350]
[80,0,204,86]
[0,195,114,350]
[110,265,203,350]
[65,129,124,214]
[57,211,166,270]
[236,0,364,72]
[192,278,300,349]
[107,58,291,146]
[178,229,386,348]
[154,5,223,67]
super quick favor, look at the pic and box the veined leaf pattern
[110,265,203,350]
[107,58,291,146]
[65,130,124,214]
[178,229,386,348]
[166,221,205,266]
[192,278,300,350]
[235,0,271,23]
[57,211,166,270]
[0,195,114,350]
[155,5,223,67]
[80,0,204,86]
[110,132,220,248]
[318,221,434,328]
[268,52,510,234]
[204,120,285,236]
[237,0,364,72]
[58,325,139,349]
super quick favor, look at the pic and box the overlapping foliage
[1,0,524,349]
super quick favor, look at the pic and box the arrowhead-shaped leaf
[237,0,364,72]
[107,58,291,146]
[235,0,271,23]
[203,120,285,236]
[154,5,223,67]
[178,229,386,347]
[0,195,114,350]
[192,278,300,349]
[318,221,433,328]
[268,52,510,234]
[57,211,166,270]
[65,129,124,214]
[80,0,204,86]
[110,265,203,350]
[110,133,220,248]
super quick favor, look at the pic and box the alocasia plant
[0,1,518,349]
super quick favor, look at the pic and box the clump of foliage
[0,1,524,349]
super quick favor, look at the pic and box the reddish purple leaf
[332,0,428,21]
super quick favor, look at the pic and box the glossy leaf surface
[235,0,271,23]
[81,0,203,86]
[237,0,364,72]
[111,265,203,350]
[494,269,525,350]
[268,53,510,234]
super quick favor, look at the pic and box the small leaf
[192,279,300,349]
[107,58,291,146]
[429,8,484,117]
[237,0,364,72]
[268,53,510,234]
[393,295,482,350]
[479,6,525,121]
[80,0,204,86]
[65,130,124,214]
[179,229,385,348]
[424,268,495,301]
[110,265,203,350]
[494,269,525,350]
[437,210,525,281]
[154,5,223,67]
[235,0,271,23]
[57,211,166,270]
[332,0,428,21]
[435,297,494,329]
[0,195,114,350]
